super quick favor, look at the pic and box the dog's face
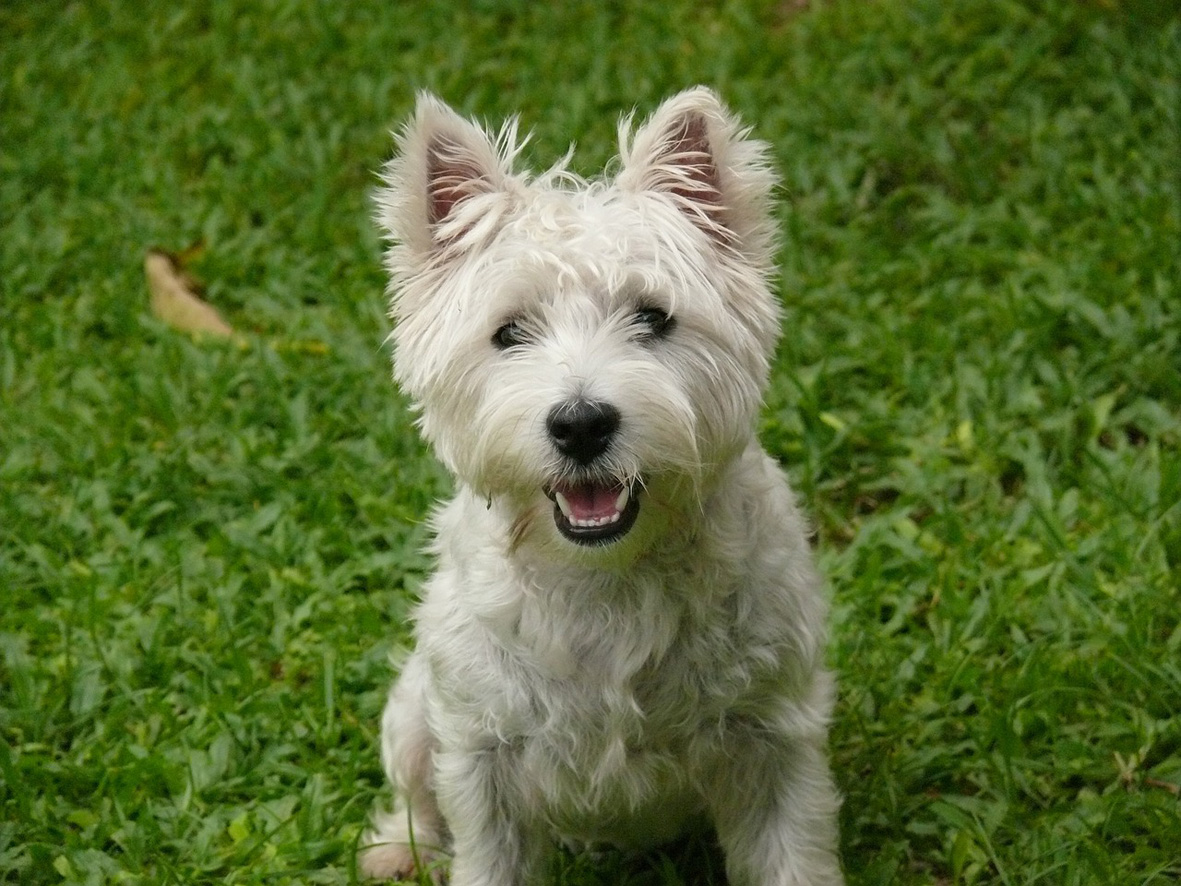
[378,89,781,557]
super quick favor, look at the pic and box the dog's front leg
[435,746,552,886]
[707,731,844,886]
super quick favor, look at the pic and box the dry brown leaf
[145,249,233,337]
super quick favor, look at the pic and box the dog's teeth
[553,486,629,530]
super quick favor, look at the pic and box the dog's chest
[506,631,712,842]
[503,584,747,795]
[426,549,786,837]
[517,572,742,709]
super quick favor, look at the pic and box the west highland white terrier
[360,87,844,886]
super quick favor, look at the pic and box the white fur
[360,87,844,885]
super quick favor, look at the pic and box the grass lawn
[2,1,1179,884]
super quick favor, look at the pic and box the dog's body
[361,88,843,886]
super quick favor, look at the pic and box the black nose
[546,399,620,465]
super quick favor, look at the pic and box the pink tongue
[559,482,620,521]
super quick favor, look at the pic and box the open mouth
[544,479,641,546]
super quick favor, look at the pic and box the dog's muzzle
[544,478,640,546]
[543,398,639,544]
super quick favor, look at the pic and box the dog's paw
[359,841,445,884]
[358,841,415,880]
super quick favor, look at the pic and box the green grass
[1,1,1178,884]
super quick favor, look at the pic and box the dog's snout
[546,399,620,465]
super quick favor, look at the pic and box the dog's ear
[617,87,777,262]
[378,93,520,259]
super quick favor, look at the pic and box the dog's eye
[632,307,675,341]
[492,320,529,350]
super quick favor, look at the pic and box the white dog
[360,87,844,886]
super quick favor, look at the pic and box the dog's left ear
[617,87,777,262]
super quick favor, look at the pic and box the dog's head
[377,88,781,557]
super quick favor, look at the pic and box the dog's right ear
[377,93,520,260]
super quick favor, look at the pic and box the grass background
[2,0,1179,883]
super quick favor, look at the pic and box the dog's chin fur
[360,88,845,885]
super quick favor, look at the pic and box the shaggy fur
[360,87,844,886]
